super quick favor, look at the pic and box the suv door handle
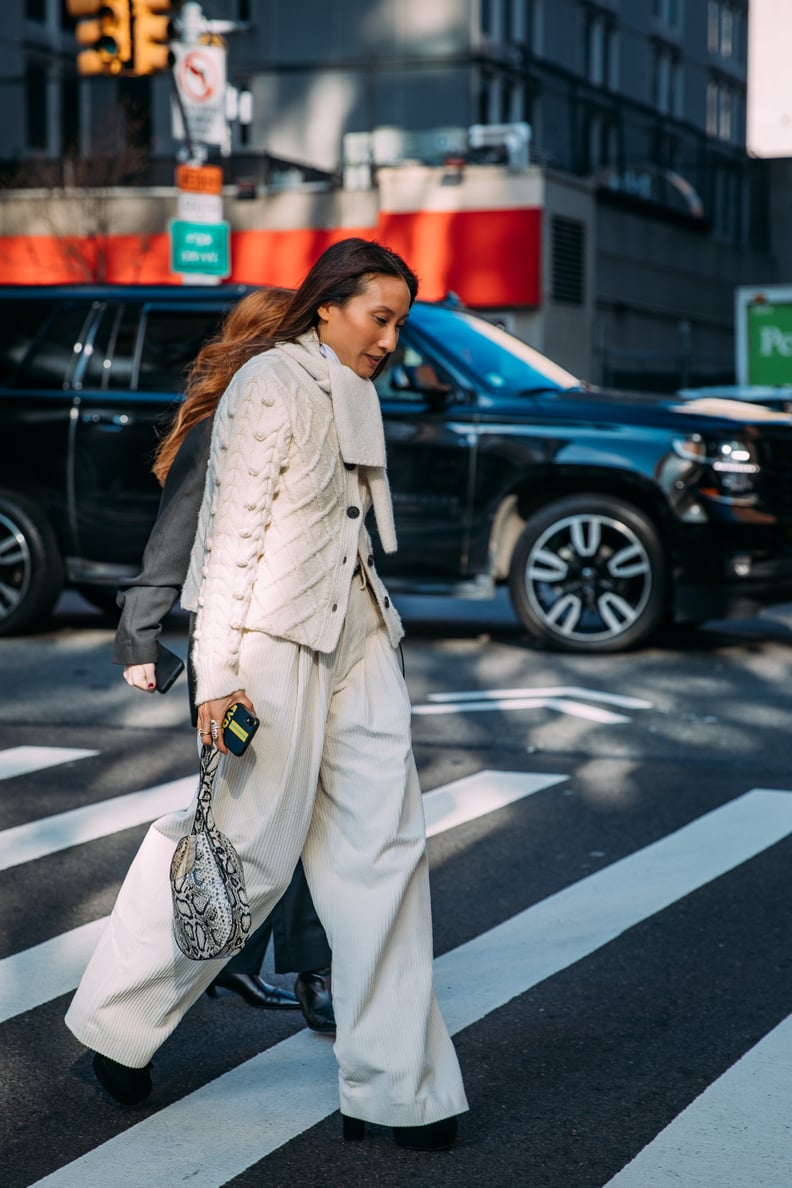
[80,412,134,426]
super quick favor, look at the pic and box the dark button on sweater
[347,506,361,519]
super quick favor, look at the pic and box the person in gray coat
[112,290,334,1035]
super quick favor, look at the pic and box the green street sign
[169,219,230,277]
[746,300,792,385]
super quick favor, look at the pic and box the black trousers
[223,859,332,975]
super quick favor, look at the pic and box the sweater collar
[276,330,398,553]
[278,329,386,469]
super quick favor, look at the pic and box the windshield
[413,302,581,393]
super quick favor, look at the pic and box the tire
[508,494,668,653]
[0,490,64,636]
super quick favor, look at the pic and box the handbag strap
[193,743,222,835]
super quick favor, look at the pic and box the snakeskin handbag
[170,743,252,960]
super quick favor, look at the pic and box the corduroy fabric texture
[65,581,467,1127]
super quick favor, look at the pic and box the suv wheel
[0,492,64,636]
[509,495,667,653]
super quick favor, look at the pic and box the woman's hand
[123,663,156,691]
[197,690,257,755]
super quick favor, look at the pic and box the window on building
[707,75,744,141]
[481,0,536,45]
[61,76,80,157]
[654,0,680,29]
[583,11,617,89]
[580,108,616,174]
[707,1,745,61]
[653,46,681,115]
[711,163,743,242]
[25,62,48,151]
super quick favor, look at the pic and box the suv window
[12,302,95,390]
[0,300,95,388]
[375,339,455,403]
[137,307,226,391]
[80,303,228,393]
[0,300,60,384]
[82,304,138,391]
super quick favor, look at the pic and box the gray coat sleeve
[112,421,212,666]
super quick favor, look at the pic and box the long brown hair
[152,286,293,484]
[153,238,418,485]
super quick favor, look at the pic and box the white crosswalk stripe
[0,746,98,782]
[7,743,792,1186]
[604,1012,792,1188]
[0,769,564,1023]
[28,788,792,1186]
[0,777,195,872]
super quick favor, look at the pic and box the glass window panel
[136,308,226,392]
[0,299,59,384]
[13,302,93,389]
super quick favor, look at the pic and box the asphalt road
[3,590,792,1187]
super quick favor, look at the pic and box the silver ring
[210,719,219,740]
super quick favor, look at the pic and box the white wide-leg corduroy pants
[66,579,468,1127]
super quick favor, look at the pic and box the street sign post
[168,219,230,277]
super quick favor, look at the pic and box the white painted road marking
[426,686,654,708]
[0,770,564,1023]
[0,920,107,1023]
[424,769,567,836]
[0,776,196,873]
[0,746,98,782]
[604,1012,792,1188]
[30,789,792,1187]
[414,685,653,724]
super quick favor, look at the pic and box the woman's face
[317,274,412,378]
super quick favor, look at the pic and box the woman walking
[66,237,468,1149]
[115,286,335,1032]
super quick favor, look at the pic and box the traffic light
[131,0,175,76]
[67,0,132,76]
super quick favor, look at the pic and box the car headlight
[671,435,760,500]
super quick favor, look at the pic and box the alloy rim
[524,512,652,642]
[0,511,31,622]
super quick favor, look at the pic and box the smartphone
[222,702,260,756]
[155,643,186,694]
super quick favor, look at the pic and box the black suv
[3,283,792,654]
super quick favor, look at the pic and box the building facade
[0,0,776,388]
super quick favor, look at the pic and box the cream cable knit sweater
[181,332,404,704]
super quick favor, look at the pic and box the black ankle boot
[92,1053,152,1105]
[393,1117,458,1150]
[341,1114,458,1150]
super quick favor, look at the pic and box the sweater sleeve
[112,420,212,666]
[189,366,291,704]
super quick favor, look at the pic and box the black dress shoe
[294,969,335,1033]
[92,1053,152,1105]
[207,972,301,1009]
[342,1114,458,1150]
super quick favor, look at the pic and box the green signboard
[746,300,792,385]
[169,219,230,277]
